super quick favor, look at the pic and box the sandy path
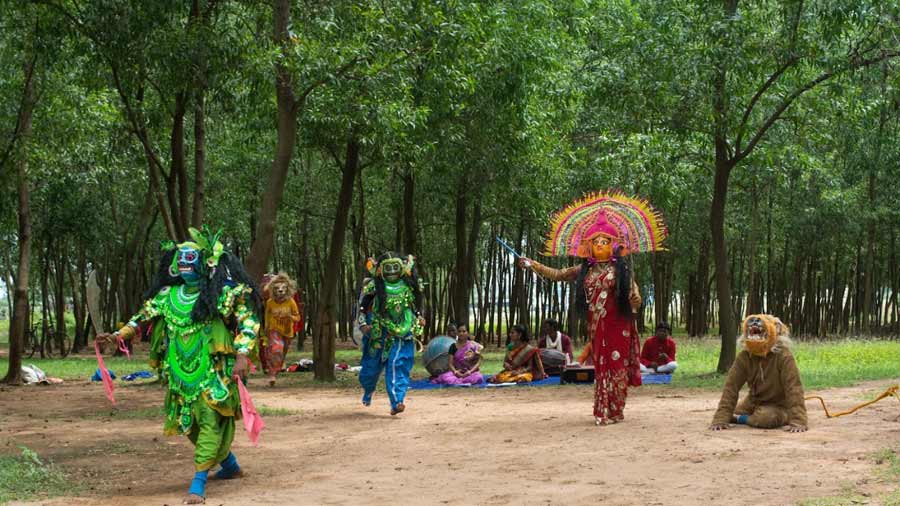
[2,378,899,505]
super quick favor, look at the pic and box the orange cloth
[265,298,301,338]
[577,341,593,366]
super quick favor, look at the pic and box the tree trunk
[69,245,87,351]
[3,53,35,384]
[297,210,311,349]
[402,169,416,256]
[453,180,467,325]
[313,136,361,381]
[123,186,156,312]
[170,92,189,239]
[712,0,739,373]
[745,182,762,315]
[53,242,67,352]
[689,229,711,336]
[464,197,483,326]
[711,158,737,372]
[192,92,206,227]
[891,229,898,333]
[246,0,299,281]
[3,246,14,319]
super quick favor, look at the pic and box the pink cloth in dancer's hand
[95,341,116,405]
[236,378,265,446]
[117,336,131,359]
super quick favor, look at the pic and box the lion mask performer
[261,272,301,386]
[710,314,808,433]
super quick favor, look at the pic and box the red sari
[532,261,641,424]
[584,264,641,423]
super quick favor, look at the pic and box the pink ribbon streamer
[94,336,132,406]
[95,340,116,405]
[236,378,265,446]
[117,336,131,359]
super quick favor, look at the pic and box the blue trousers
[359,336,414,410]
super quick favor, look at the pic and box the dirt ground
[2,378,900,506]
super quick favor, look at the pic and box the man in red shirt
[640,321,677,374]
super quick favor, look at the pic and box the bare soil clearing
[2,378,899,505]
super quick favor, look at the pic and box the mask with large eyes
[271,282,289,301]
[589,234,614,262]
[381,259,403,282]
[174,246,202,284]
[575,213,623,261]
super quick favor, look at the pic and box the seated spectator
[537,319,574,364]
[445,322,458,339]
[489,325,546,383]
[640,321,677,374]
[456,323,483,352]
[431,327,485,386]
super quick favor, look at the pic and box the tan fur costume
[711,314,807,429]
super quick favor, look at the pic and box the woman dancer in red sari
[520,214,643,425]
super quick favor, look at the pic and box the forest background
[2,0,899,383]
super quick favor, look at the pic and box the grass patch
[0,355,151,381]
[798,481,866,506]
[798,495,869,506]
[77,405,165,421]
[884,489,900,506]
[804,448,900,505]
[257,405,300,417]
[1,338,898,392]
[669,338,900,390]
[0,447,77,505]
[872,448,900,479]
[82,405,299,420]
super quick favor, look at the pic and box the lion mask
[264,272,296,303]
[740,314,790,357]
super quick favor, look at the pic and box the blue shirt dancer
[357,252,425,415]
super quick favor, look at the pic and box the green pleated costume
[128,283,259,471]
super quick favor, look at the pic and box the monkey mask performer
[357,252,425,415]
[519,191,668,426]
[710,314,807,433]
[261,272,301,386]
[97,226,262,504]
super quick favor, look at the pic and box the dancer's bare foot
[391,403,406,416]
[183,493,205,504]
[268,378,276,387]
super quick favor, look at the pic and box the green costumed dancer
[98,226,261,505]
[357,252,425,415]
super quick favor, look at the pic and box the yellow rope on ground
[805,385,900,418]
